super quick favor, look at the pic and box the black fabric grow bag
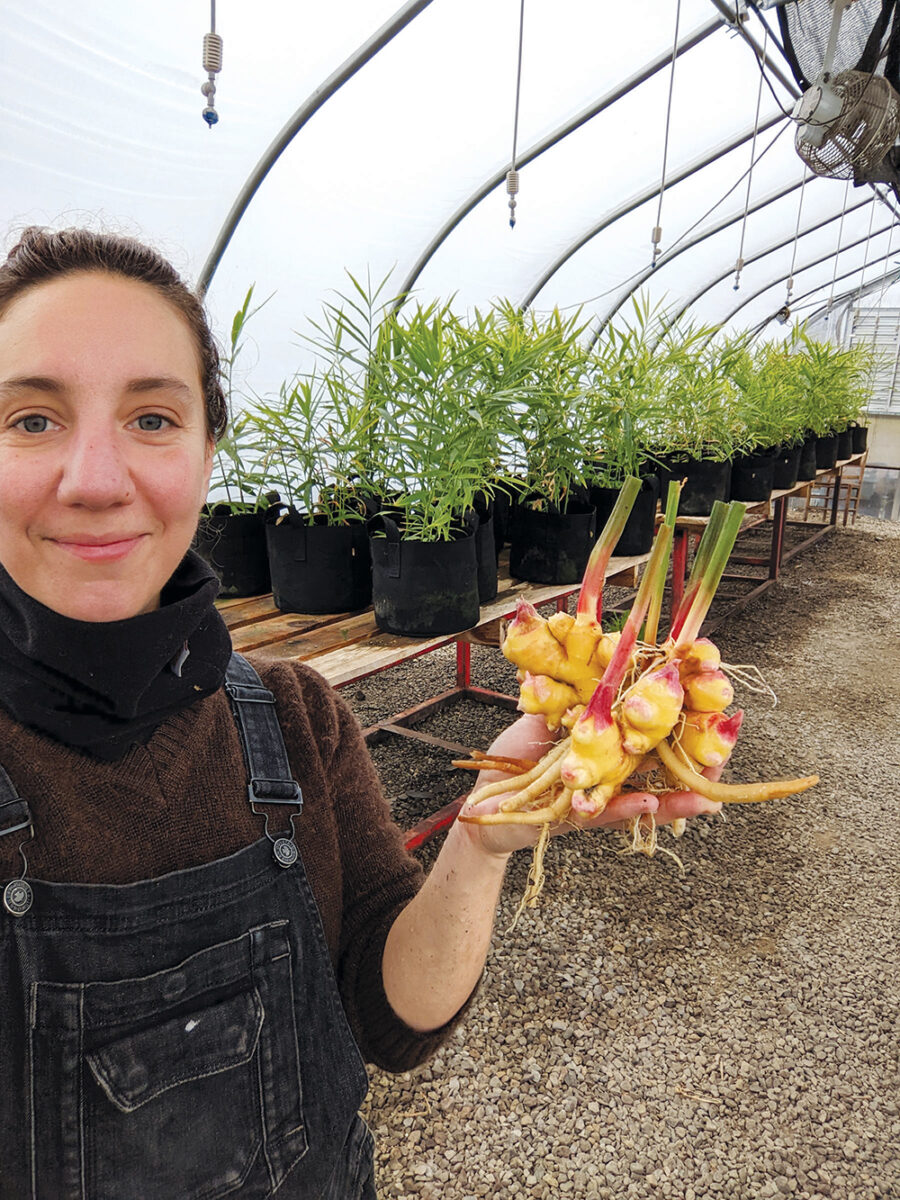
[509,500,596,584]
[772,444,802,491]
[851,424,869,454]
[590,474,660,556]
[473,495,498,603]
[667,458,732,517]
[265,510,371,614]
[729,450,776,503]
[815,434,838,470]
[836,428,853,461]
[195,507,270,598]
[368,515,480,637]
[797,436,818,481]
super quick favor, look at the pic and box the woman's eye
[136,413,170,431]
[17,414,51,433]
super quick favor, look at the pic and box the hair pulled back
[0,227,228,442]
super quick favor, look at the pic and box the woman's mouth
[51,535,146,562]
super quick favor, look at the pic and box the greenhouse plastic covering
[3,0,900,406]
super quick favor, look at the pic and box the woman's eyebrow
[0,376,63,395]
[125,376,195,397]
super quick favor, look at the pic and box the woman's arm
[382,713,721,1033]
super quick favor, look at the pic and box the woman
[0,227,718,1199]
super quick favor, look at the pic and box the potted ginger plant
[365,296,507,636]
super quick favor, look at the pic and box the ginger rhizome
[457,482,819,906]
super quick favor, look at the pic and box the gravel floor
[346,516,900,1200]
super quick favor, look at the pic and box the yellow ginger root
[618,663,685,756]
[502,604,571,682]
[546,611,574,642]
[517,672,579,730]
[657,738,818,805]
[588,630,620,678]
[679,710,743,767]
[559,690,638,798]
[676,637,721,676]
[682,668,734,713]
[502,600,626,717]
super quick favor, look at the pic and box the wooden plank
[216,592,274,614]
[218,594,281,628]
[231,618,341,653]
[247,611,381,662]
[228,608,369,653]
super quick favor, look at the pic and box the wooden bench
[663,454,864,630]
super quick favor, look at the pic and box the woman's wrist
[448,810,515,866]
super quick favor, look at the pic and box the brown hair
[0,227,228,441]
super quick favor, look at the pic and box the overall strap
[224,653,304,869]
[0,765,34,916]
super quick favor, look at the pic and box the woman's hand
[456,713,723,859]
[385,714,724,1032]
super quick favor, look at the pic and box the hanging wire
[869,219,896,346]
[784,166,809,310]
[201,0,223,127]
[652,0,683,267]
[506,0,526,229]
[825,180,852,318]
[734,22,768,290]
[850,196,879,330]
[550,120,791,316]
[858,198,878,276]
[854,198,885,324]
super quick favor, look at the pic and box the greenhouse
[0,3,897,1200]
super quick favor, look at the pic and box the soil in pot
[667,458,731,517]
[590,474,660,556]
[815,434,838,470]
[195,506,270,597]
[265,510,371,614]
[369,515,480,637]
[772,444,802,491]
[509,499,596,584]
[797,435,819,482]
[836,428,853,461]
[851,423,868,454]
[730,449,775,503]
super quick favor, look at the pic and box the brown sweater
[0,654,462,1071]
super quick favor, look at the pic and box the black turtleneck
[0,550,233,761]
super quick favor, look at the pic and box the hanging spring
[201,13,223,128]
[507,169,520,229]
[651,225,663,267]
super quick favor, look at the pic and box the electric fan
[792,0,900,178]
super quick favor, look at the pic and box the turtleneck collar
[0,550,233,760]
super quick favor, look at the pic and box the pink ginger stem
[577,476,641,621]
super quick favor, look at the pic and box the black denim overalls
[0,653,376,1199]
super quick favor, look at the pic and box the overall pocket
[30,921,307,1200]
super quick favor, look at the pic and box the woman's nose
[56,427,136,508]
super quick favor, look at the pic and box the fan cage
[795,69,900,178]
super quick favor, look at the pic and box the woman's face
[0,272,214,621]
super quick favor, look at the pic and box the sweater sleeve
[262,659,478,1072]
